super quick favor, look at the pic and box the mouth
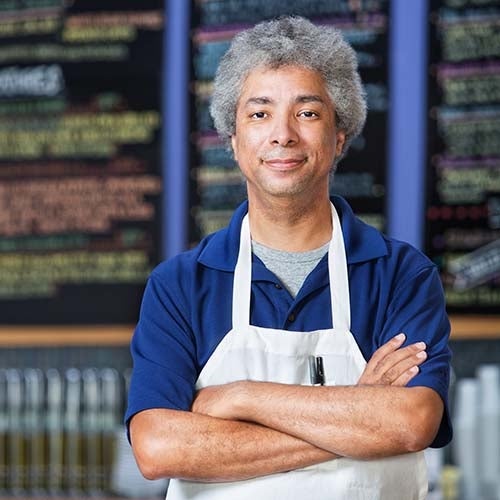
[262,157,306,170]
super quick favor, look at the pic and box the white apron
[166,204,427,500]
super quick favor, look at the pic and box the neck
[248,194,332,252]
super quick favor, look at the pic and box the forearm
[229,382,443,459]
[130,408,337,482]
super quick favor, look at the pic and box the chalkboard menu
[190,0,390,243]
[0,1,164,324]
[426,0,500,315]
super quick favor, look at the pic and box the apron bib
[166,205,427,500]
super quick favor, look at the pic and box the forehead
[237,65,332,105]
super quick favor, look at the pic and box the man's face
[231,65,345,204]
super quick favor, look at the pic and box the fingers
[392,365,420,387]
[370,335,426,377]
[358,333,428,386]
[191,383,240,419]
[367,332,406,367]
[384,348,427,387]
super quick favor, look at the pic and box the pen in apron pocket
[309,356,325,386]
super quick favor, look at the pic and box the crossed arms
[130,333,444,482]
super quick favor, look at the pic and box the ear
[335,130,346,157]
[231,135,238,162]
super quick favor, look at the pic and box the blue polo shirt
[126,196,452,448]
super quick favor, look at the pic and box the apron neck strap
[232,214,252,329]
[329,204,351,331]
[232,203,351,331]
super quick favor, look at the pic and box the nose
[269,114,299,147]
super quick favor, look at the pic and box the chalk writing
[0,65,64,98]
[0,175,161,237]
[0,16,59,37]
[0,250,151,299]
[0,111,160,159]
[437,64,500,105]
[441,16,500,62]
[435,160,500,203]
[0,44,128,64]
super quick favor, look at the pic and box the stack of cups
[453,364,500,500]
[477,365,500,500]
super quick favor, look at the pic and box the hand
[358,333,427,387]
[192,381,243,419]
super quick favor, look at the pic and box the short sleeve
[381,265,453,448]
[125,268,198,433]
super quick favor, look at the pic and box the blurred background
[0,0,498,498]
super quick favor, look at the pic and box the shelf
[0,315,498,348]
[0,325,134,347]
[450,315,500,339]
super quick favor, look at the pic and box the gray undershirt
[252,240,330,298]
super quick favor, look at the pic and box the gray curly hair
[209,16,367,164]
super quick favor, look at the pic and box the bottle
[82,368,100,495]
[0,370,7,495]
[100,368,121,493]
[477,365,500,500]
[6,369,25,495]
[64,368,83,495]
[453,378,479,500]
[46,368,64,495]
[24,369,45,494]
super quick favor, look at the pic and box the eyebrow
[244,97,272,106]
[243,94,327,107]
[295,94,326,104]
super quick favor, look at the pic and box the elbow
[398,387,444,454]
[136,461,163,482]
[129,408,195,481]
[130,419,181,481]
[402,406,441,453]
[137,463,162,482]
[133,435,169,480]
[404,432,432,454]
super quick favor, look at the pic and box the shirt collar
[198,196,388,271]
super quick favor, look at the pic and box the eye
[250,111,268,119]
[298,110,319,118]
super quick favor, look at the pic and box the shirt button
[288,312,296,322]
[274,283,282,289]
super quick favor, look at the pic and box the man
[126,16,452,499]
